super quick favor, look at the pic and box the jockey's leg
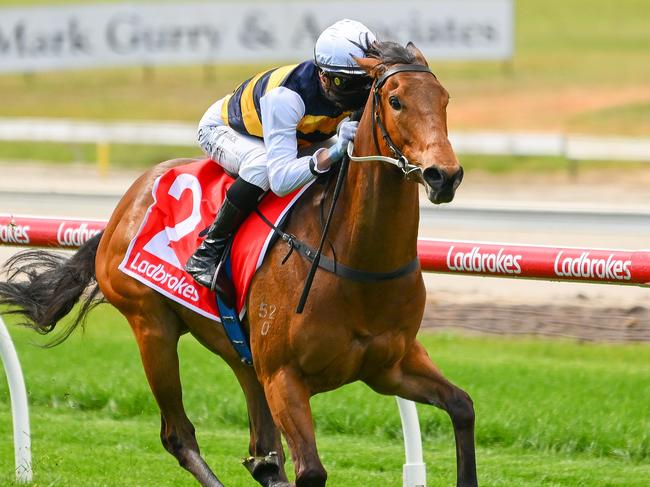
[185,177,264,289]
[186,125,269,289]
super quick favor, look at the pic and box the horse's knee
[446,388,475,429]
[296,465,327,487]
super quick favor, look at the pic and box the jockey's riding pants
[197,99,330,193]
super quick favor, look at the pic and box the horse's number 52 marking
[258,303,277,319]
[259,303,277,336]
[143,174,203,268]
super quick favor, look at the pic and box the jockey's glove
[328,120,358,162]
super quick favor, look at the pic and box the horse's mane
[363,40,420,66]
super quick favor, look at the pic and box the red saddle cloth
[119,159,311,321]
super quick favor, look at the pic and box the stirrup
[209,242,237,308]
[209,261,222,292]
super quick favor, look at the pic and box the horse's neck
[332,135,420,271]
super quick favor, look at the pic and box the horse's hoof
[243,451,287,486]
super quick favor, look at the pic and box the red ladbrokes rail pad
[0,215,105,247]
[2,219,650,289]
[419,239,650,287]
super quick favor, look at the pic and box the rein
[295,124,353,313]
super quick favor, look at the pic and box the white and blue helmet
[314,19,377,75]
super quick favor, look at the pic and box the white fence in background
[0,118,649,162]
[0,118,196,146]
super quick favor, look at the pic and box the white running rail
[0,118,649,161]
[397,397,427,487]
[0,317,32,483]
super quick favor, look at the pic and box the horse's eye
[389,96,402,110]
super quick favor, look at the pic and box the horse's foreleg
[263,368,327,487]
[127,310,224,487]
[233,368,289,487]
[366,340,477,487]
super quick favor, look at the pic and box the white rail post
[0,317,32,483]
[396,397,426,487]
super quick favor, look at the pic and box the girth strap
[254,209,419,283]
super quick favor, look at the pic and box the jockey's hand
[328,120,358,162]
[313,120,358,173]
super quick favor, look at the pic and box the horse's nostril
[452,167,464,190]
[423,167,446,189]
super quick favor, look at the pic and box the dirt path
[449,83,650,132]
[421,298,650,343]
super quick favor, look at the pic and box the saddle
[119,160,314,325]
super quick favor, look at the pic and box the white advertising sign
[0,1,513,73]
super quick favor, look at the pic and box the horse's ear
[353,56,385,77]
[406,42,429,67]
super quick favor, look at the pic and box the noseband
[347,63,436,182]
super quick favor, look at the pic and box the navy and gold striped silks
[221,61,351,147]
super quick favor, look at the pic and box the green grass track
[1,306,649,485]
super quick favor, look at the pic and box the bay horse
[0,42,476,486]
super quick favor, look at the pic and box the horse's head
[354,42,463,204]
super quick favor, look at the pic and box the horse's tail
[0,232,105,346]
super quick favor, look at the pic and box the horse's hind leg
[366,340,477,487]
[126,307,225,487]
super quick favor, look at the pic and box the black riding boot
[185,178,264,289]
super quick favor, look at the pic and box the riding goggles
[322,71,372,110]
[324,71,372,92]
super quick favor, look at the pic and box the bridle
[347,64,436,183]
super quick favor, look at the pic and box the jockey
[185,19,377,289]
